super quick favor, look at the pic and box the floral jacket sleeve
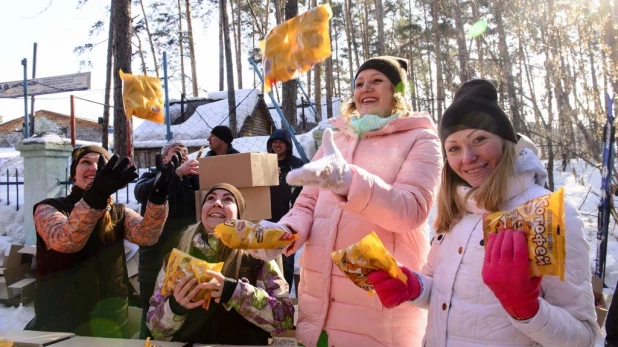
[147,259,295,340]
[123,200,168,246]
[34,200,168,252]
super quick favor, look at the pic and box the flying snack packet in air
[331,231,407,293]
[214,219,298,250]
[119,69,164,123]
[161,248,224,310]
[483,188,566,281]
[260,4,333,92]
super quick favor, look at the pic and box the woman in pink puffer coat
[251,56,442,346]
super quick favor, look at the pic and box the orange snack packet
[260,4,333,92]
[161,248,224,310]
[331,232,407,293]
[119,69,164,123]
[214,219,298,250]
[483,188,566,281]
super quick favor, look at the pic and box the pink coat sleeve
[278,147,326,255]
[335,129,442,232]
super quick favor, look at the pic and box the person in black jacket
[607,277,617,346]
[266,129,304,291]
[206,125,240,156]
[26,145,172,337]
[134,140,200,338]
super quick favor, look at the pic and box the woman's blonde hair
[96,197,121,243]
[433,140,518,234]
[339,85,413,121]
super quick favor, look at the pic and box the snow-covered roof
[133,89,261,143]
[267,97,342,129]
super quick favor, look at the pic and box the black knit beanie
[70,145,110,180]
[202,183,246,220]
[439,79,517,144]
[355,56,408,93]
[210,126,234,145]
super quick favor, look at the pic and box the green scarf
[348,113,399,136]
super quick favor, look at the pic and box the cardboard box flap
[199,152,278,189]
[2,244,24,268]
[18,246,36,256]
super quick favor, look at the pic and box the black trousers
[282,253,295,293]
[607,278,618,346]
[139,280,155,339]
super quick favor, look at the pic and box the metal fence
[0,169,23,211]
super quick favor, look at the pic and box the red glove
[482,229,542,320]
[367,266,422,309]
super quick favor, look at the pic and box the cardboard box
[199,153,279,189]
[592,276,614,328]
[195,186,271,222]
[0,245,34,300]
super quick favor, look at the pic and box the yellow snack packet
[331,232,407,293]
[214,219,298,250]
[161,248,224,310]
[483,188,566,281]
[260,4,333,92]
[119,69,164,123]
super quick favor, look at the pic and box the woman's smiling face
[353,69,395,117]
[444,129,504,188]
[201,189,238,231]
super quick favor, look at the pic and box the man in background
[266,129,304,291]
[206,125,239,156]
[134,140,199,338]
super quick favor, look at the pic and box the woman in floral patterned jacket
[147,183,294,345]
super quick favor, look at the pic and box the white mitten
[286,128,352,196]
[245,220,291,262]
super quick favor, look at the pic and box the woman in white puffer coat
[368,79,600,347]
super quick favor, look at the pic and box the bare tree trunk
[334,25,342,97]
[542,1,556,190]
[219,19,224,90]
[453,0,469,82]
[471,4,484,75]
[273,0,282,25]
[345,0,360,69]
[133,35,148,74]
[113,0,132,158]
[236,0,243,89]
[312,0,322,120]
[375,0,385,55]
[326,0,333,119]
[178,0,186,96]
[102,0,114,150]
[282,0,298,129]
[431,0,443,123]
[185,0,199,96]
[343,0,354,89]
[602,0,618,94]
[139,0,159,78]
[361,0,370,60]
[221,0,238,136]
[230,0,243,89]
[408,0,418,110]
[494,0,525,133]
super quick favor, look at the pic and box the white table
[0,329,74,347]
[50,336,185,347]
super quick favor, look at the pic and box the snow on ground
[0,147,615,344]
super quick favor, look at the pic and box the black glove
[83,155,138,209]
[149,153,181,204]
